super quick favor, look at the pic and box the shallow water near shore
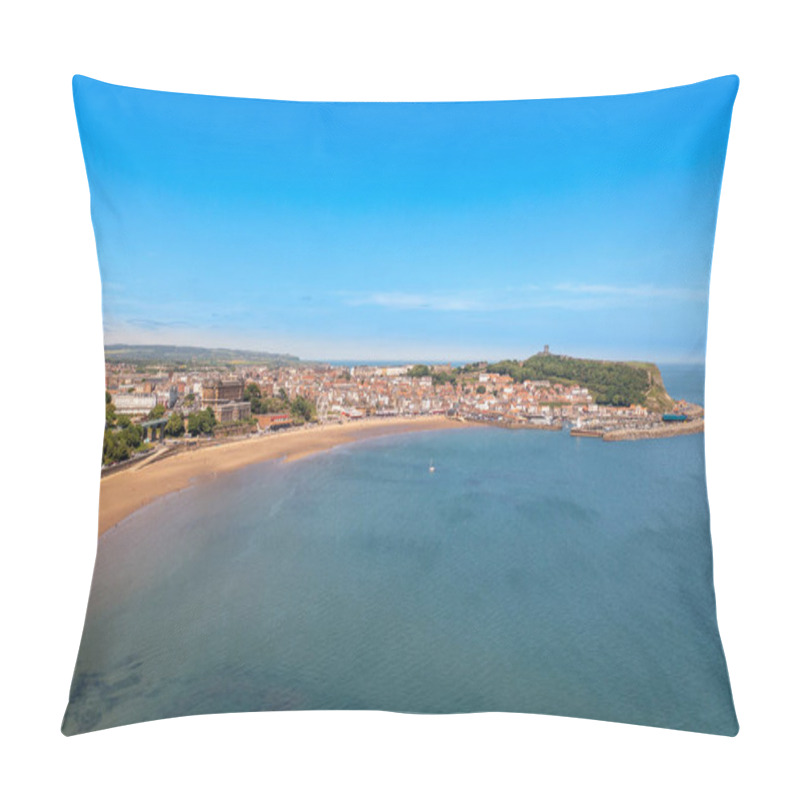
[64,365,737,735]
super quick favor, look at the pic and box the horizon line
[103,342,705,367]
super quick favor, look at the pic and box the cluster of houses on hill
[105,360,662,432]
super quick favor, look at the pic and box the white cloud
[554,283,708,302]
[340,282,707,312]
[343,291,496,311]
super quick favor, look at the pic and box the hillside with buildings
[480,347,674,411]
[100,344,700,467]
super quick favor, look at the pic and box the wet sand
[98,416,469,536]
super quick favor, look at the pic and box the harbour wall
[601,418,704,441]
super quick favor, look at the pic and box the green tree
[244,383,263,413]
[101,424,143,465]
[103,429,130,464]
[290,396,316,423]
[148,403,166,420]
[105,401,117,429]
[408,364,431,378]
[187,407,217,436]
[258,397,288,413]
[432,371,457,386]
[122,424,144,449]
[244,382,262,401]
[165,412,185,437]
[186,413,201,436]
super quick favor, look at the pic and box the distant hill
[480,353,674,411]
[104,344,303,367]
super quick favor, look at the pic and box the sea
[62,364,738,735]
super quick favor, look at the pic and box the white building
[112,392,157,417]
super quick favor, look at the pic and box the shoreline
[97,411,704,536]
[98,416,472,536]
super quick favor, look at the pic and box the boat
[429,459,435,473]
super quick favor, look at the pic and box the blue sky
[74,75,738,363]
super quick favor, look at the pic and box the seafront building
[201,379,251,422]
[110,391,157,416]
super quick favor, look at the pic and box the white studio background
[2,2,797,798]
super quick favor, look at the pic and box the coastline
[97,409,704,536]
[98,416,471,536]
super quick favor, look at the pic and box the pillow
[64,75,739,736]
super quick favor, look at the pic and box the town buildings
[105,359,644,429]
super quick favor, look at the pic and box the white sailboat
[429,459,436,473]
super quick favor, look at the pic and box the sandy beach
[98,416,469,536]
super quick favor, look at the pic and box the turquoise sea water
[63,365,737,735]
